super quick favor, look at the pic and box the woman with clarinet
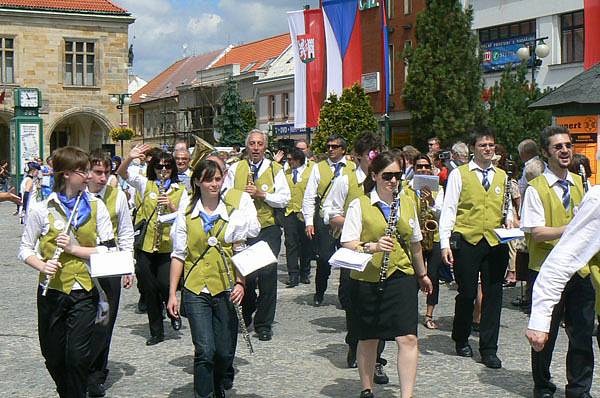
[167,159,259,398]
[18,146,114,398]
[340,152,432,398]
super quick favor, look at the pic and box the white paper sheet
[90,251,135,277]
[231,240,277,276]
[413,174,439,191]
[494,228,525,243]
[328,247,372,272]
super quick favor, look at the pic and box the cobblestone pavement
[1,204,600,397]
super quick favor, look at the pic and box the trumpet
[152,170,167,252]
[41,191,84,296]
[419,193,438,252]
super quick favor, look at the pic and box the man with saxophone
[223,129,290,341]
[520,126,594,398]
[302,134,355,306]
[440,127,511,369]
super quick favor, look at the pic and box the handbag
[133,205,157,250]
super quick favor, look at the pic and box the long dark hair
[363,152,401,194]
[186,159,222,216]
[147,151,179,183]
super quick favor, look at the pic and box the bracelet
[235,281,245,288]
[363,242,372,254]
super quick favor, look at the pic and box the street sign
[119,121,128,127]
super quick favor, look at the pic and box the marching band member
[118,144,188,346]
[403,154,444,330]
[223,129,290,341]
[283,147,313,287]
[439,127,511,369]
[323,132,387,379]
[18,146,114,398]
[521,126,594,398]
[86,150,134,397]
[302,134,356,306]
[340,152,432,398]
[167,159,259,398]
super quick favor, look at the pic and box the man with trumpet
[224,129,290,341]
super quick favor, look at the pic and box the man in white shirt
[175,149,192,192]
[439,127,510,369]
[224,130,290,341]
[302,134,355,306]
[521,126,595,398]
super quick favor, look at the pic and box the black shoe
[171,317,182,331]
[313,293,324,306]
[214,386,226,398]
[481,354,502,369]
[373,363,389,385]
[360,389,374,398]
[455,343,473,357]
[347,347,357,368]
[286,277,299,288]
[146,335,164,346]
[472,322,480,333]
[300,275,311,284]
[533,390,554,398]
[87,383,106,397]
[258,330,272,341]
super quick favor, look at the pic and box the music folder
[493,228,525,243]
[329,248,372,272]
[231,240,277,276]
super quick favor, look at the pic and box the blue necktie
[199,211,221,233]
[251,161,263,181]
[333,162,343,178]
[481,168,491,191]
[377,202,391,221]
[556,180,571,210]
[292,169,298,184]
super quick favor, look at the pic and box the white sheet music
[231,240,277,276]
[328,247,372,272]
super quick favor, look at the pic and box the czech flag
[288,8,326,128]
[322,0,363,96]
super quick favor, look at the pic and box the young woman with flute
[340,152,432,398]
[167,159,259,398]
[18,146,114,398]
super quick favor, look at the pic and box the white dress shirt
[529,185,600,332]
[520,167,576,232]
[92,185,135,253]
[340,189,422,244]
[127,173,189,225]
[322,166,367,223]
[302,157,350,227]
[439,160,512,249]
[223,158,291,210]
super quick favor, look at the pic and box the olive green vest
[527,173,585,272]
[316,159,356,203]
[454,165,506,246]
[233,160,282,228]
[102,185,119,239]
[183,200,239,295]
[39,200,98,294]
[404,183,441,243]
[285,163,313,215]
[140,181,185,253]
[351,194,416,282]
[343,171,366,214]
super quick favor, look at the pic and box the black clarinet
[377,186,401,294]
[579,164,590,193]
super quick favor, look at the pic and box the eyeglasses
[381,172,402,181]
[551,142,573,151]
[326,144,342,150]
[477,143,496,149]
[415,164,431,169]
[72,169,90,177]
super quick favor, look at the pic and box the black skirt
[349,271,418,341]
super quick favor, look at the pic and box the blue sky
[119,0,320,81]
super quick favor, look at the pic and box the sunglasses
[326,144,342,150]
[156,163,173,170]
[551,142,573,151]
[381,172,402,181]
[415,164,431,169]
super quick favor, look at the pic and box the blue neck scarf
[199,211,221,233]
[155,178,171,191]
[376,201,391,221]
[57,192,91,229]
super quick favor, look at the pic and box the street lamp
[516,37,550,89]
[109,93,132,156]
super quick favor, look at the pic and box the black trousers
[88,276,122,386]
[451,235,508,355]
[242,225,281,334]
[283,213,311,279]
[425,242,443,306]
[37,286,98,398]
[529,270,595,396]
[314,213,337,297]
[135,250,171,338]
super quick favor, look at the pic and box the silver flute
[211,238,254,354]
[41,191,84,296]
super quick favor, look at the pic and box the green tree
[240,101,257,135]
[403,0,484,150]
[487,62,551,160]
[215,77,245,146]
[313,84,378,154]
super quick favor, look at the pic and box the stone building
[0,0,134,161]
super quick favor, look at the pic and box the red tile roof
[211,33,290,73]
[131,49,225,104]
[0,0,128,14]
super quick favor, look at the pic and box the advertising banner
[481,34,534,72]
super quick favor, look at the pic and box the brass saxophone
[419,192,438,252]
[152,170,167,252]
[247,161,255,186]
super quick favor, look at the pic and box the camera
[438,150,452,161]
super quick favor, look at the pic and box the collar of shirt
[327,157,347,168]
[190,199,230,222]
[249,158,269,174]
[293,163,306,176]
[88,185,107,199]
[468,160,496,173]
[369,189,390,207]
[543,166,574,187]
[356,167,367,184]
[178,168,192,177]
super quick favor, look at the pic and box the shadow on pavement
[419,314,454,333]
[320,378,399,397]
[169,382,193,397]
[312,343,347,369]
[169,354,194,375]
[292,293,340,308]
[477,366,532,397]
[418,333,463,356]
[310,315,346,334]
[120,321,183,342]
[105,360,136,389]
